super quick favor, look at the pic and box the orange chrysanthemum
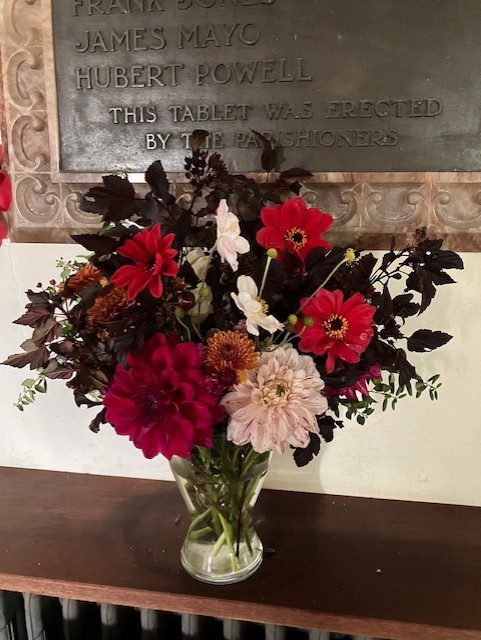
[204,331,258,387]
[86,287,134,331]
[67,264,104,293]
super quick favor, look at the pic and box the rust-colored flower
[204,331,258,387]
[67,264,104,293]
[86,287,134,331]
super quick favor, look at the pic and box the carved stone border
[2,0,481,248]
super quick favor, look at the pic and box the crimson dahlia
[256,198,333,266]
[103,334,224,459]
[111,224,179,300]
[297,289,376,373]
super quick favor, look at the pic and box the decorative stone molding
[1,0,481,248]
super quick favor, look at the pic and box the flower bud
[303,316,314,327]
[287,314,298,326]
[198,286,211,300]
[177,291,196,311]
[266,248,278,259]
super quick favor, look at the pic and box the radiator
[0,591,383,640]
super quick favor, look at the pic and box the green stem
[297,258,348,314]
[258,256,273,299]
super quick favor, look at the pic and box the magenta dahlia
[103,334,224,459]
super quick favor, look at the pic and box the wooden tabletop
[0,466,480,640]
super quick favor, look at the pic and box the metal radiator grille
[0,591,383,640]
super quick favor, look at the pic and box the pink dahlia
[111,224,179,300]
[297,289,376,374]
[256,198,333,266]
[103,334,224,459]
[221,345,328,454]
[324,364,382,401]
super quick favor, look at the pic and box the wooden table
[0,467,480,640]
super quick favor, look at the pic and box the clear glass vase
[170,438,270,585]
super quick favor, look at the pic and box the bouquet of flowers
[4,130,464,583]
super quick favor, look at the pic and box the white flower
[216,199,250,272]
[222,345,328,454]
[186,283,213,322]
[185,247,211,280]
[231,275,284,336]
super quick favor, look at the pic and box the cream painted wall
[0,241,479,505]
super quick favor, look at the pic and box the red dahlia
[256,198,333,266]
[297,289,376,373]
[111,224,179,300]
[103,334,225,459]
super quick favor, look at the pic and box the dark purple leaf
[145,160,175,204]
[190,129,208,152]
[279,168,313,179]
[31,317,62,345]
[395,349,417,387]
[407,330,452,352]
[13,305,52,327]
[89,407,107,433]
[43,359,74,380]
[2,345,49,370]
[293,432,321,467]
[250,129,277,172]
[392,293,420,319]
[26,290,50,306]
[80,174,157,222]
[71,234,120,254]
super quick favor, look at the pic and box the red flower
[0,170,12,212]
[297,289,376,373]
[111,224,179,300]
[0,220,7,246]
[103,334,225,459]
[256,198,333,265]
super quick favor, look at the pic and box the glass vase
[170,438,270,585]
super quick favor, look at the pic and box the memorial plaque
[45,0,481,174]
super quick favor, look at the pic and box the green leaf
[21,379,35,389]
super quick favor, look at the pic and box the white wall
[1,242,479,506]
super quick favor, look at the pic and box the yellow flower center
[323,313,349,340]
[285,227,308,249]
[344,248,359,264]
[254,296,269,314]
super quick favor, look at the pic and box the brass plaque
[51,0,481,173]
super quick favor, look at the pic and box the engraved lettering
[195,59,312,85]
[168,103,252,122]
[74,28,166,53]
[75,64,184,89]
[145,133,171,150]
[72,0,164,15]
[177,0,276,8]
[235,129,401,149]
[177,23,260,48]
[181,132,224,149]
[325,99,444,119]
[264,101,313,120]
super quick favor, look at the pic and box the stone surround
[2,0,481,249]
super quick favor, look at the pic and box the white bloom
[216,199,250,272]
[185,247,211,280]
[186,283,213,322]
[222,345,328,454]
[231,275,283,336]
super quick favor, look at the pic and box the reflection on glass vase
[170,438,270,585]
